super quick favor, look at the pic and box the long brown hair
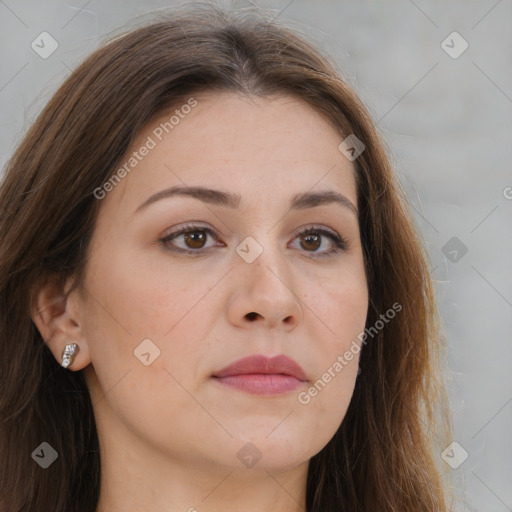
[0,3,451,511]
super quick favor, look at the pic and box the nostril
[246,312,259,321]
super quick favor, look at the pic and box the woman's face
[76,92,368,473]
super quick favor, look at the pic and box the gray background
[1,0,511,510]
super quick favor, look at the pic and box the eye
[160,223,222,254]
[289,225,348,258]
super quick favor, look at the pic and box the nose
[226,245,303,331]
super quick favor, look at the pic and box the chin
[210,430,324,472]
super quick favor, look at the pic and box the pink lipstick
[212,354,307,396]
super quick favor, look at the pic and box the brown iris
[184,230,207,249]
[300,232,321,251]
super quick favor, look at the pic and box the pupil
[185,231,205,248]
[303,233,320,250]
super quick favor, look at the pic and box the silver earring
[61,343,79,369]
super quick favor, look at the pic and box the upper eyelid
[163,223,342,240]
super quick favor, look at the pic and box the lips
[213,354,307,381]
[212,354,307,395]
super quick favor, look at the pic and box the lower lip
[213,374,304,395]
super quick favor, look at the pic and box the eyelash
[160,223,348,258]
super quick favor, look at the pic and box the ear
[31,274,91,371]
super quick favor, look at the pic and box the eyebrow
[134,185,358,216]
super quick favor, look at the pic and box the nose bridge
[238,229,289,290]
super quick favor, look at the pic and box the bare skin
[32,93,368,512]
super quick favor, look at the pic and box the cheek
[86,243,216,340]
[81,244,216,407]
[297,266,367,418]
[84,245,222,390]
[82,251,216,449]
[305,265,368,346]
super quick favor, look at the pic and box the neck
[95,441,308,512]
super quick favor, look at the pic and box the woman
[0,3,451,511]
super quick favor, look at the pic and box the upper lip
[212,354,307,381]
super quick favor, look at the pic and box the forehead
[101,92,357,216]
